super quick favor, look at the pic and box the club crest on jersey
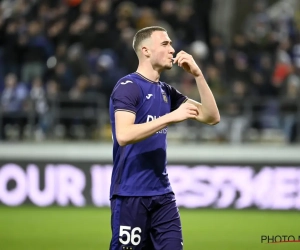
[162,92,168,103]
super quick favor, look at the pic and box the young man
[109,26,220,250]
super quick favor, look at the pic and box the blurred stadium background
[0,0,300,249]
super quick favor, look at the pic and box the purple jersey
[109,72,187,198]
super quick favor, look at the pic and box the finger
[185,103,198,110]
[173,51,186,63]
[188,110,198,116]
[178,58,189,67]
[186,108,198,113]
[173,54,180,64]
[176,53,188,61]
[187,107,199,115]
[187,106,198,112]
[187,113,197,119]
[178,50,186,56]
[177,51,189,59]
[177,55,187,60]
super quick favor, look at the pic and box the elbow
[116,133,130,146]
[209,120,220,126]
[206,115,220,125]
[117,137,128,147]
[118,140,127,147]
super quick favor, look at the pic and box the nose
[170,45,175,55]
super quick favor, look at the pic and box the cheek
[150,48,166,64]
[155,50,166,61]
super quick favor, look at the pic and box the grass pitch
[0,206,299,250]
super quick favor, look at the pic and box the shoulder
[112,74,140,96]
[160,81,177,94]
[160,81,187,107]
[160,81,170,90]
[116,74,137,87]
[111,74,144,105]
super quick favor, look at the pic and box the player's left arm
[173,50,220,125]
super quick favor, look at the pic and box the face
[143,31,175,71]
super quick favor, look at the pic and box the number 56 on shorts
[119,226,142,246]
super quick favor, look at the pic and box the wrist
[193,69,203,78]
[194,73,204,80]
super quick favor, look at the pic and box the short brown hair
[132,26,167,53]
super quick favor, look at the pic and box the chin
[164,64,173,70]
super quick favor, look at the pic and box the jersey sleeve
[169,85,188,111]
[111,79,141,114]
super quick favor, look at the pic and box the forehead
[150,31,171,42]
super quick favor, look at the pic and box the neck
[136,61,161,82]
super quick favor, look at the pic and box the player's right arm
[115,103,198,146]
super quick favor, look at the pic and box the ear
[141,46,151,58]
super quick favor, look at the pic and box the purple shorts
[109,193,183,250]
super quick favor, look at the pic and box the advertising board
[1,161,299,210]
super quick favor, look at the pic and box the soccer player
[109,26,220,250]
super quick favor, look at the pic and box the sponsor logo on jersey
[120,80,132,85]
[146,94,153,99]
[146,115,167,134]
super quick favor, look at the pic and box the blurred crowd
[0,0,299,143]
